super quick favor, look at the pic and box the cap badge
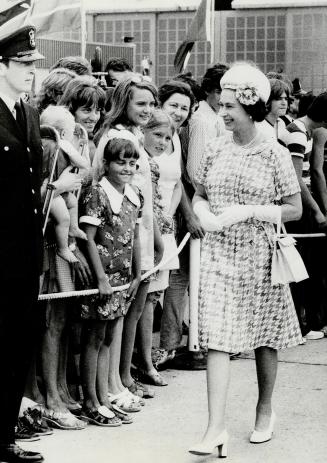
[29,29,35,48]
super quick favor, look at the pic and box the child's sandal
[108,391,141,413]
[108,403,133,424]
[80,405,122,427]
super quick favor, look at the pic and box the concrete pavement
[21,338,327,463]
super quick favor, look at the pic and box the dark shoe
[0,444,44,462]
[80,405,122,427]
[168,352,207,370]
[21,411,53,436]
[15,420,40,442]
[26,408,53,434]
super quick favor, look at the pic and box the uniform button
[34,209,37,214]
[27,147,30,152]
[31,189,35,194]
[30,167,33,173]
[4,146,9,151]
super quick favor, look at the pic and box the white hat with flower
[220,63,271,105]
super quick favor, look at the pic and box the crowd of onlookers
[14,55,327,443]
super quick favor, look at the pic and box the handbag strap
[281,222,287,235]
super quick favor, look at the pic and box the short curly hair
[201,63,229,94]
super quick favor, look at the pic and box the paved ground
[21,338,327,463]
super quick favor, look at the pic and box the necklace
[232,130,258,149]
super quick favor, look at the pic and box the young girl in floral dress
[79,137,142,425]
[136,109,176,386]
[93,76,162,404]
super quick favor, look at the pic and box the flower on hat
[235,84,260,106]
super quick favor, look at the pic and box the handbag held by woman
[271,220,309,285]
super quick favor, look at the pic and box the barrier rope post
[188,238,201,352]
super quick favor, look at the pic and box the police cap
[0,25,44,62]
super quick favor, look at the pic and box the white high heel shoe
[250,411,276,444]
[188,430,229,458]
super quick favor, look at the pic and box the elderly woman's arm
[280,192,302,222]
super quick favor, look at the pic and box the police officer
[0,25,44,462]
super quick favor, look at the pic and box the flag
[0,1,32,39]
[174,0,214,73]
[0,0,81,41]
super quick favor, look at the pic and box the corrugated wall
[35,38,135,70]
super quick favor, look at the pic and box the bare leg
[137,292,159,376]
[24,354,45,405]
[57,331,80,408]
[198,350,230,444]
[254,346,278,430]
[65,193,87,241]
[108,317,125,394]
[41,301,69,413]
[120,282,149,386]
[51,195,78,263]
[80,320,106,410]
[98,319,118,404]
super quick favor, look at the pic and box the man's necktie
[14,101,25,131]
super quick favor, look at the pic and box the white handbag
[271,219,309,285]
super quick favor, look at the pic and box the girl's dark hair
[103,138,139,167]
[201,63,229,94]
[158,80,195,124]
[59,76,106,114]
[102,77,158,131]
[241,99,267,122]
[266,78,290,112]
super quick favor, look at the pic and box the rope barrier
[38,232,191,301]
[37,229,327,301]
[282,233,326,238]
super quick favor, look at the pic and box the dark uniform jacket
[0,97,43,278]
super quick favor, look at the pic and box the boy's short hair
[104,58,133,87]
[50,56,92,76]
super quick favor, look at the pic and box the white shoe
[305,330,324,340]
[189,430,229,457]
[250,411,276,444]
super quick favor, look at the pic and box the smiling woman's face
[218,89,250,132]
[74,104,101,135]
[161,93,191,129]
[126,88,155,128]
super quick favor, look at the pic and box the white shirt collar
[99,177,140,214]
[0,91,17,114]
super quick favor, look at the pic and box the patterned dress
[79,178,142,320]
[195,132,303,352]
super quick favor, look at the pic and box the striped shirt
[286,119,312,187]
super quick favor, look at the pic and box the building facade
[53,1,327,93]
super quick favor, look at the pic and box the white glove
[193,200,221,232]
[252,205,281,224]
[216,205,255,228]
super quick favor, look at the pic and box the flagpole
[81,0,86,58]
[210,0,215,63]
